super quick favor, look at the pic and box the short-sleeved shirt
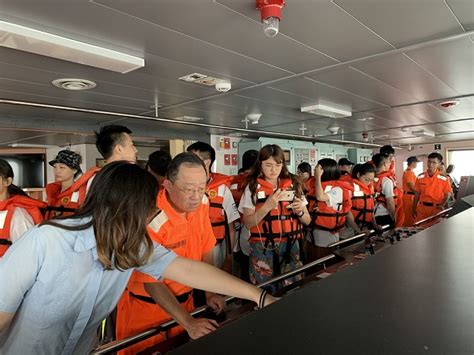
[221,185,240,224]
[9,207,35,243]
[415,171,452,204]
[309,185,344,243]
[128,190,216,296]
[375,177,394,217]
[0,218,176,354]
[403,169,416,192]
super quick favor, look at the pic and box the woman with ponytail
[0,159,45,257]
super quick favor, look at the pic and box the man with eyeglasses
[116,153,226,354]
[187,142,240,272]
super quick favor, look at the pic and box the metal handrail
[328,224,391,249]
[91,254,336,354]
[413,207,453,226]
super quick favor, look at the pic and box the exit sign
[434,144,441,150]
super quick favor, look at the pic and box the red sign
[231,154,238,166]
[224,137,231,149]
[224,154,231,165]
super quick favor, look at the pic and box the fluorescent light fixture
[174,116,203,122]
[0,20,144,73]
[8,143,57,148]
[301,104,351,118]
[412,129,435,138]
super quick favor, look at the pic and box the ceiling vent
[412,129,435,138]
[52,78,97,91]
[301,103,351,118]
[178,73,223,86]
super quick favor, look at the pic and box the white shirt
[9,207,35,243]
[221,185,240,224]
[309,186,344,244]
[375,177,394,217]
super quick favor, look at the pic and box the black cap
[407,156,420,164]
[338,158,354,166]
[49,150,82,174]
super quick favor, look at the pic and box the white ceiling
[0,0,473,148]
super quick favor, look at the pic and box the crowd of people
[0,124,454,353]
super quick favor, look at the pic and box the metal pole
[328,225,391,249]
[413,207,453,226]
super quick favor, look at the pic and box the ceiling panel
[353,54,459,101]
[270,77,388,113]
[217,0,392,62]
[333,0,463,47]
[446,0,474,30]
[308,66,417,106]
[95,0,337,74]
[403,37,474,95]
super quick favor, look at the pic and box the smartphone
[279,190,295,202]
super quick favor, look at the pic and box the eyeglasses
[176,186,206,196]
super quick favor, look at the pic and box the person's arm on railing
[144,282,218,339]
[162,257,275,306]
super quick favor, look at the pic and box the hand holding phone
[279,190,295,202]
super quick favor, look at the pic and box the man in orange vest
[187,142,240,271]
[116,153,225,354]
[338,158,355,183]
[402,156,419,226]
[80,125,139,202]
[413,152,452,224]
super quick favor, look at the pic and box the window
[447,149,474,182]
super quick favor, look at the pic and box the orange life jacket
[309,180,352,233]
[350,180,375,224]
[45,166,100,219]
[249,178,304,243]
[339,173,353,183]
[229,172,249,205]
[0,194,45,257]
[374,171,403,214]
[207,172,233,245]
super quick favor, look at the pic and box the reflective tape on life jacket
[350,180,375,224]
[0,194,45,257]
[207,173,233,252]
[249,178,303,243]
[310,181,352,233]
[374,171,399,208]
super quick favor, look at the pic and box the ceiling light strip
[0,99,381,148]
[0,20,144,73]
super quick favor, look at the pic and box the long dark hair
[0,159,27,197]
[41,161,158,270]
[318,158,341,182]
[248,144,303,203]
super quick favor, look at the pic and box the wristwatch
[297,211,304,217]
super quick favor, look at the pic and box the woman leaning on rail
[0,161,276,354]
